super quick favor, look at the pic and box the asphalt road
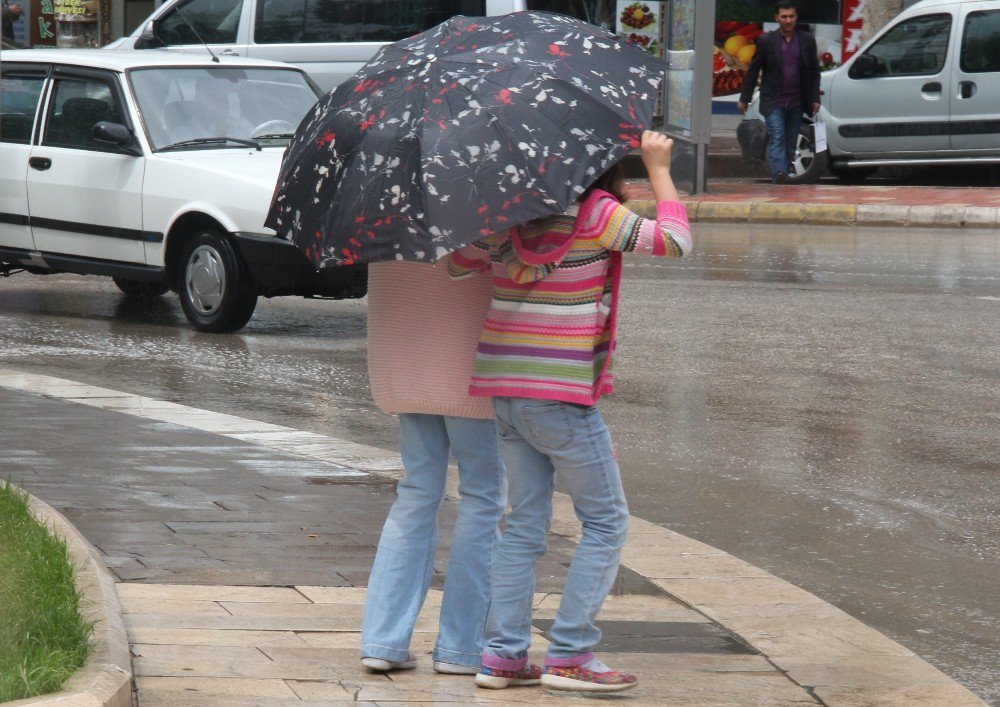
[0,222,996,702]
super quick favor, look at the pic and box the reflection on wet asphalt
[0,223,996,702]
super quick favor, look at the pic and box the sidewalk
[0,368,986,706]
[623,134,1000,228]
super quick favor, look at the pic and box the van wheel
[829,163,877,183]
[177,229,258,333]
[113,277,170,298]
[786,123,827,184]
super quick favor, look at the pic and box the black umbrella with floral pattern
[264,11,667,267]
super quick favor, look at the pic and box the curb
[8,495,133,707]
[0,369,989,706]
[629,199,1000,228]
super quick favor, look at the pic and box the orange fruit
[737,44,756,65]
[723,35,748,57]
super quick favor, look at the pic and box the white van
[738,0,1000,182]
[108,0,527,92]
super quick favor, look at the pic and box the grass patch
[0,480,93,702]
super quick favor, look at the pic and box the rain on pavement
[0,222,997,703]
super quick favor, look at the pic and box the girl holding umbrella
[450,130,692,693]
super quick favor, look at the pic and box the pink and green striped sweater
[449,189,692,405]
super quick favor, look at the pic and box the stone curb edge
[7,495,133,707]
[628,199,1000,228]
[0,368,987,706]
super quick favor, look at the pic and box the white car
[0,49,365,332]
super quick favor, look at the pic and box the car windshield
[129,66,319,150]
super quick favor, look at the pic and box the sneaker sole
[361,657,416,671]
[433,662,479,675]
[475,674,541,689]
[541,674,638,692]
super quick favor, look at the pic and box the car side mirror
[849,54,880,79]
[94,121,141,156]
[134,20,164,49]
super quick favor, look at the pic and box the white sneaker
[361,653,417,672]
[433,660,479,675]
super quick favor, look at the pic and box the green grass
[0,480,93,702]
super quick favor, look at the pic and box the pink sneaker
[541,656,638,693]
[474,663,542,689]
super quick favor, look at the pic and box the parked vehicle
[738,0,1000,183]
[0,49,366,333]
[106,0,528,92]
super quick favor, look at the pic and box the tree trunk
[862,1,905,43]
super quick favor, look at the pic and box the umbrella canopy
[264,11,667,267]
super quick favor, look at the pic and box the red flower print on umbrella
[265,11,667,267]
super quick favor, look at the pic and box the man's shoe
[774,172,789,184]
[540,657,638,693]
[433,660,479,675]
[361,653,417,671]
[474,663,542,689]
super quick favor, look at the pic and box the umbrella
[264,10,667,267]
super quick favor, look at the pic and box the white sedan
[0,49,365,332]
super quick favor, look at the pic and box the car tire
[113,277,170,298]
[177,229,258,333]
[828,163,877,183]
[786,123,827,184]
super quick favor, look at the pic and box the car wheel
[113,277,170,298]
[828,163,877,183]
[177,229,258,333]
[786,123,827,184]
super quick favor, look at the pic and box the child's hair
[580,162,626,203]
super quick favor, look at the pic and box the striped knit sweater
[449,189,692,405]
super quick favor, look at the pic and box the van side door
[0,63,47,253]
[826,11,954,158]
[950,3,1000,152]
[145,0,252,58]
[246,0,487,92]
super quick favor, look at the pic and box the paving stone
[135,676,300,701]
[908,204,965,227]
[813,683,988,706]
[750,202,804,223]
[855,204,911,226]
[127,627,311,647]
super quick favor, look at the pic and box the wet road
[0,223,997,702]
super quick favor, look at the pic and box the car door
[0,63,47,253]
[27,69,146,264]
[950,3,1000,152]
[826,10,954,157]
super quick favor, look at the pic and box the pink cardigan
[366,260,494,419]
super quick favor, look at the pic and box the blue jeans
[482,398,629,666]
[361,414,505,667]
[764,105,803,179]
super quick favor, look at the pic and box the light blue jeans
[361,414,505,667]
[765,104,803,179]
[482,397,629,668]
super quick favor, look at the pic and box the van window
[0,74,44,144]
[849,13,951,79]
[254,0,485,44]
[961,10,1000,73]
[156,0,243,45]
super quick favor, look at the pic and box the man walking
[738,1,821,183]
[1,0,23,43]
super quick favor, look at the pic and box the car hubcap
[793,132,815,177]
[185,244,226,314]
